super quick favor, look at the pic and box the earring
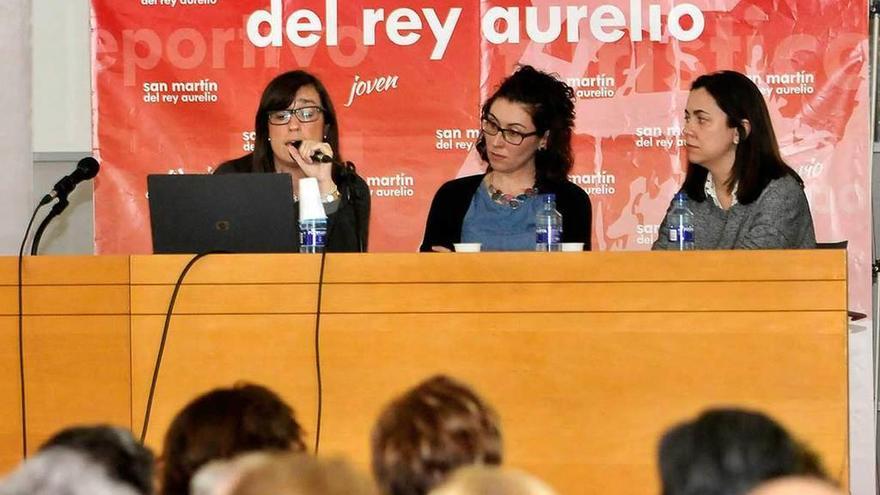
[733,136,739,145]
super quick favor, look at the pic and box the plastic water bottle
[535,194,563,252]
[666,192,695,250]
[299,218,327,253]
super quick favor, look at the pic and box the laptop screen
[147,174,297,254]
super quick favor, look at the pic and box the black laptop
[147,174,297,254]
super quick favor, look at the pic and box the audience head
[190,452,273,495]
[682,70,800,204]
[371,375,503,495]
[428,466,556,495]
[253,70,341,172]
[160,383,306,495]
[229,453,377,495]
[475,65,576,185]
[658,408,827,495]
[39,425,153,495]
[747,477,842,495]
[0,447,139,495]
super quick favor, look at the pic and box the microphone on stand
[31,157,100,255]
[40,157,100,205]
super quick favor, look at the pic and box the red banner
[91,0,871,313]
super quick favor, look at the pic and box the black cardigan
[420,174,592,252]
[215,154,371,252]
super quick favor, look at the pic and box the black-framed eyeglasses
[481,119,539,145]
[268,106,324,125]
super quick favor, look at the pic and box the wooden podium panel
[317,312,845,491]
[0,256,131,464]
[0,251,848,494]
[128,255,323,448]
[0,316,22,473]
[130,314,320,447]
[314,251,847,492]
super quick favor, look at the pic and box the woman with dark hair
[420,65,592,252]
[658,408,828,495]
[216,70,370,252]
[159,383,306,495]
[653,70,816,249]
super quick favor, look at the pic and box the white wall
[33,0,91,153]
[30,0,93,254]
[0,1,33,254]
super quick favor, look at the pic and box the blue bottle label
[536,230,561,244]
[668,226,694,243]
[300,230,326,247]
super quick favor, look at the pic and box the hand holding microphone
[288,140,335,187]
[291,140,334,164]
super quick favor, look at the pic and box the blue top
[460,182,540,251]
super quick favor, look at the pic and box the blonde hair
[428,466,556,495]
[230,453,377,495]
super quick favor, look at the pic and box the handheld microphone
[292,141,334,163]
[40,157,100,205]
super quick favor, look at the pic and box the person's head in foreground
[747,476,842,495]
[229,453,377,495]
[371,375,503,495]
[658,408,827,495]
[40,424,154,495]
[0,447,139,495]
[190,452,274,495]
[160,383,306,495]
[428,466,556,495]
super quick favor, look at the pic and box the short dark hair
[475,65,576,185]
[658,408,828,495]
[40,425,154,495]
[160,383,306,495]
[251,70,342,172]
[371,375,503,495]
[682,70,803,204]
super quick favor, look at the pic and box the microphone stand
[30,195,69,256]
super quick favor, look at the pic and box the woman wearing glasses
[420,65,592,252]
[215,70,370,252]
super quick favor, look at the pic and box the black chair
[815,240,867,320]
[815,240,848,249]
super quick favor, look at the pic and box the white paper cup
[561,242,584,252]
[298,177,327,221]
[453,243,482,253]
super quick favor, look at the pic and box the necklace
[485,176,538,209]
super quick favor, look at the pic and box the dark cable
[17,202,47,457]
[313,247,328,455]
[30,197,69,256]
[140,251,222,443]
[312,172,354,454]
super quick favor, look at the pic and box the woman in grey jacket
[653,70,815,250]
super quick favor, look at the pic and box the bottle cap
[674,191,687,201]
[298,177,327,221]
[541,193,556,203]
